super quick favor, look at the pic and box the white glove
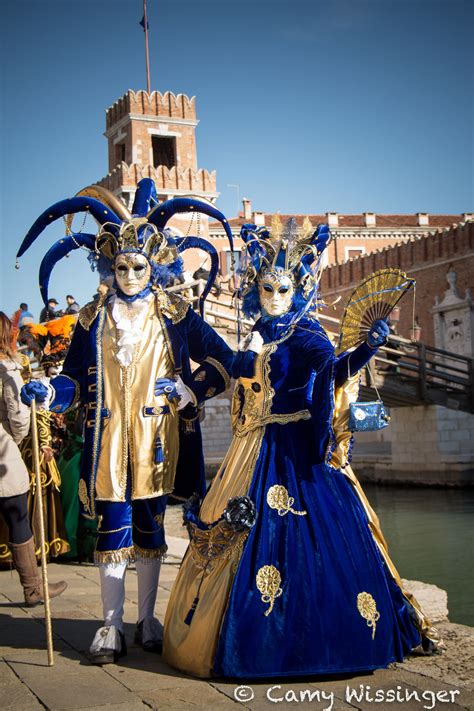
[175,375,197,411]
[239,331,264,354]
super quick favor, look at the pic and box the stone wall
[200,388,234,474]
[353,405,474,486]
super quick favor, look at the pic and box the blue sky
[1,0,472,318]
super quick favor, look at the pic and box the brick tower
[97,90,218,212]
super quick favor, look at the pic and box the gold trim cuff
[204,356,231,390]
[134,543,168,561]
[94,545,135,566]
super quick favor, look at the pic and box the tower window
[152,136,177,169]
[115,142,126,164]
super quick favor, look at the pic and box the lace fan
[336,269,415,354]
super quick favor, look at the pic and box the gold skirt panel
[163,426,264,677]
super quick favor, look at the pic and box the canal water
[363,484,474,628]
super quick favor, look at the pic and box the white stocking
[136,557,161,623]
[100,562,127,632]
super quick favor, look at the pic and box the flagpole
[143,0,151,93]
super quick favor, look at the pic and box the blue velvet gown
[163,314,422,679]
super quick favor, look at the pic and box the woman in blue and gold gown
[163,219,440,678]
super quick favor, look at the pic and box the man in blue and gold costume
[19,179,234,664]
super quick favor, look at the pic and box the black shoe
[134,620,163,654]
[90,628,127,665]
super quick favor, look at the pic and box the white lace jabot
[110,294,153,367]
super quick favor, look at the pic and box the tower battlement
[106,90,196,129]
[97,88,217,208]
[98,163,217,198]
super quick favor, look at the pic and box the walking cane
[30,398,55,666]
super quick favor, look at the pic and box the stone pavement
[1,505,473,711]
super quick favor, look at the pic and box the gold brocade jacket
[49,290,233,519]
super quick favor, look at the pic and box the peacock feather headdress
[238,216,331,319]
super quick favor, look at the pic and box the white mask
[258,270,295,317]
[113,253,151,296]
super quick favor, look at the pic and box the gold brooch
[266,485,307,517]
[357,592,380,639]
[256,565,283,616]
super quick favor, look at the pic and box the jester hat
[17,178,234,315]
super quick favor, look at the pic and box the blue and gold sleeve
[49,321,87,413]
[185,308,233,403]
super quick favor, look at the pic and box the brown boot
[10,537,67,607]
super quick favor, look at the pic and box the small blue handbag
[349,400,390,432]
[349,367,390,432]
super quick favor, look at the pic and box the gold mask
[258,270,295,317]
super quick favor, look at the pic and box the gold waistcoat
[95,300,179,501]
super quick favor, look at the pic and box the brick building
[95,89,469,281]
[319,220,474,347]
[209,201,471,278]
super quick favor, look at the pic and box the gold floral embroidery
[194,370,206,382]
[156,289,189,324]
[78,479,91,515]
[78,293,106,330]
[188,520,249,573]
[266,485,307,517]
[241,388,259,420]
[154,513,165,527]
[235,409,311,437]
[256,565,283,616]
[205,387,216,398]
[357,592,380,639]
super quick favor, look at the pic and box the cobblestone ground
[0,504,473,710]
